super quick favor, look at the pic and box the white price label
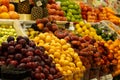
[90,78,98,80]
[105,74,113,80]
[100,76,106,80]
[20,0,25,2]
[36,0,42,7]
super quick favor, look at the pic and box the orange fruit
[0,5,8,13]
[1,0,9,7]
[8,4,15,11]
[8,11,19,19]
[0,12,10,19]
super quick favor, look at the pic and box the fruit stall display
[34,32,85,80]
[0,0,19,19]
[19,18,119,79]
[80,2,120,25]
[60,0,82,22]
[47,0,67,21]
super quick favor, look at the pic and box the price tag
[100,76,106,80]
[90,78,98,80]
[10,0,19,3]
[105,74,113,80]
[36,0,42,7]
[69,22,75,31]
[20,0,25,2]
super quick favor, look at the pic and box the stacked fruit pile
[23,18,118,79]
[0,0,19,19]
[0,36,63,80]
[105,40,120,77]
[75,21,103,41]
[33,32,85,80]
[80,2,120,25]
[47,0,67,21]
[61,0,82,22]
[0,24,17,44]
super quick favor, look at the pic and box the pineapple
[18,0,30,14]
[31,6,43,20]
[43,7,48,17]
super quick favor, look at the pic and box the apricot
[8,4,15,11]
[8,11,19,19]
[0,5,8,13]
[0,12,10,19]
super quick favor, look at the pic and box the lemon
[85,23,91,28]
[43,43,50,50]
[49,54,54,59]
[60,39,66,45]
[64,60,69,65]
[62,45,69,50]
[38,33,45,40]
[90,28,96,32]
[54,52,60,58]
[82,26,87,31]
[76,62,82,67]
[74,53,79,59]
[85,29,89,34]
[48,48,54,54]
[68,48,74,52]
[56,63,61,67]
[79,21,85,26]
[67,70,72,74]
[69,62,76,67]
[75,24,80,29]
[39,40,44,44]
[90,32,95,36]
[34,37,39,43]
[77,28,82,33]
[45,36,51,42]
[54,58,59,63]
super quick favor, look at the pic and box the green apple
[67,9,73,13]
[71,17,75,22]
[71,9,77,14]
[67,12,72,16]
[62,7,67,11]
[66,16,71,21]
[68,5,74,9]
[74,5,79,10]
[61,1,69,6]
